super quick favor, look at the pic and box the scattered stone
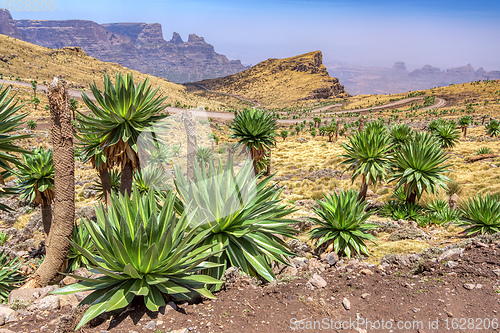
[449,194,460,211]
[445,261,458,268]
[287,239,312,257]
[307,274,327,289]
[291,257,308,269]
[388,227,429,241]
[296,137,308,143]
[476,284,483,289]
[320,252,338,266]
[0,305,15,320]
[463,283,475,290]
[143,320,156,330]
[447,311,454,317]
[59,294,79,308]
[360,293,370,299]
[412,307,420,313]
[360,269,373,275]
[438,248,464,261]
[342,298,351,310]
[34,295,60,311]
[493,269,500,277]
[169,329,189,333]
[308,258,322,271]
[9,285,58,303]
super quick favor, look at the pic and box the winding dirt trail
[2,79,446,125]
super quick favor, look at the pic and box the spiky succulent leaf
[485,119,500,137]
[13,148,54,206]
[77,73,168,169]
[455,194,500,236]
[433,123,459,149]
[308,189,377,258]
[341,127,392,190]
[0,250,24,302]
[174,158,297,289]
[53,191,220,329]
[389,132,452,203]
[229,108,277,172]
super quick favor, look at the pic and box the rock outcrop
[192,50,348,108]
[0,9,23,39]
[2,10,246,83]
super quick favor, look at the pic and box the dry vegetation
[0,35,248,111]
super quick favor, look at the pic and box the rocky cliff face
[0,9,23,39]
[2,10,246,83]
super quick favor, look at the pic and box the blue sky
[10,0,500,70]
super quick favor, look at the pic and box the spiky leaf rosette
[77,73,168,169]
[174,158,297,288]
[341,127,392,189]
[389,123,413,149]
[308,189,377,258]
[93,169,121,201]
[67,221,96,272]
[486,119,500,137]
[75,124,107,171]
[229,108,277,172]
[53,191,221,329]
[0,84,31,183]
[455,194,500,236]
[0,250,24,301]
[433,123,459,149]
[389,132,452,203]
[14,148,54,205]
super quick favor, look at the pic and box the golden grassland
[0,35,248,111]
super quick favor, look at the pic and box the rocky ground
[0,232,499,332]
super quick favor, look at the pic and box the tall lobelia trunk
[357,176,369,202]
[119,160,133,196]
[182,111,197,179]
[23,78,75,288]
[40,195,52,240]
[98,167,111,204]
[265,150,271,176]
[406,190,417,205]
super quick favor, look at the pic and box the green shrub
[476,147,493,155]
[455,194,500,235]
[0,250,24,302]
[308,189,377,258]
[486,119,500,137]
[66,222,95,272]
[27,119,37,130]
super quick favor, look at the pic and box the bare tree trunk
[23,78,75,288]
[357,177,369,202]
[99,167,111,203]
[41,203,52,240]
[406,190,417,205]
[119,161,133,196]
[265,150,271,176]
[182,111,197,179]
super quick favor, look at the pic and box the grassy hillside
[0,34,248,113]
[187,51,349,109]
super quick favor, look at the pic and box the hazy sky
[11,0,500,70]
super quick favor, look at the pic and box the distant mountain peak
[2,9,247,83]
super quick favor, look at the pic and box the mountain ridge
[0,9,247,83]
